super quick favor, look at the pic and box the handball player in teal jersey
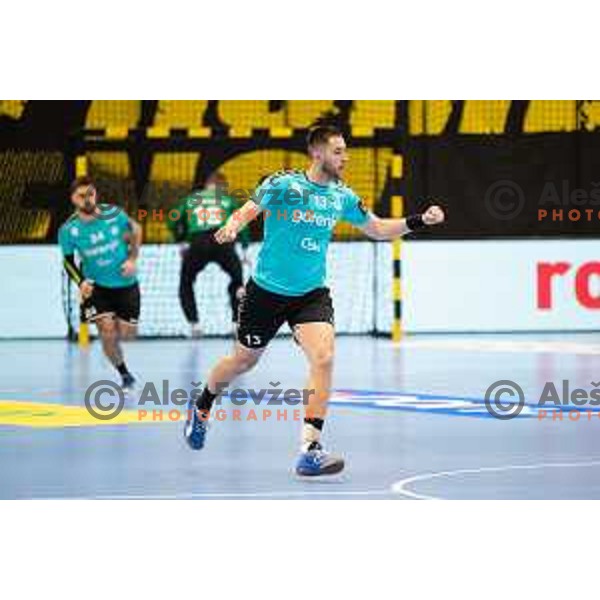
[59,176,143,390]
[185,125,445,476]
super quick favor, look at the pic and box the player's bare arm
[214,200,260,244]
[121,217,143,277]
[360,204,446,240]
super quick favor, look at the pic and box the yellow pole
[390,154,404,343]
[75,155,90,348]
[391,194,404,343]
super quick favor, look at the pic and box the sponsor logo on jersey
[300,237,321,252]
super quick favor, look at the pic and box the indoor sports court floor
[2,333,600,499]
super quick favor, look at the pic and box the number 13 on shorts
[244,334,262,347]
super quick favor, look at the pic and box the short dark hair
[306,125,343,150]
[207,171,227,187]
[70,175,95,195]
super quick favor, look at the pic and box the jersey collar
[303,171,337,190]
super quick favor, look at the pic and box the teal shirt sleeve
[341,190,372,227]
[252,172,289,211]
[58,224,76,255]
[114,206,132,232]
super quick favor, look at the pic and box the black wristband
[406,214,427,231]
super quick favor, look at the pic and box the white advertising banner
[404,240,600,332]
[0,246,67,338]
[2,240,599,337]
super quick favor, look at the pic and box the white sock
[301,421,322,452]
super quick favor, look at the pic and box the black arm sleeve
[406,214,427,231]
[63,254,84,286]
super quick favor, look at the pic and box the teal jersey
[252,170,372,296]
[58,205,137,288]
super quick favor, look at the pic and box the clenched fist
[422,205,445,226]
[79,280,94,301]
[214,222,238,244]
[121,258,137,277]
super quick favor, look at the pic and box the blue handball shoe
[183,398,208,450]
[295,442,345,476]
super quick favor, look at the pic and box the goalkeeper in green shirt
[168,172,250,337]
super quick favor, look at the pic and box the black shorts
[81,283,141,325]
[237,279,334,349]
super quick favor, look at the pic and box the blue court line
[331,388,600,419]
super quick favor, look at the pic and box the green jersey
[168,189,250,246]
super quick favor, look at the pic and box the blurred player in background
[184,124,446,476]
[59,176,142,390]
[168,172,250,338]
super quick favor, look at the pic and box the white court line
[385,338,600,355]
[35,489,391,500]
[391,460,600,500]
